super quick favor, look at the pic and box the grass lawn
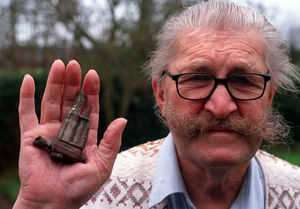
[264,143,300,166]
[268,151,300,166]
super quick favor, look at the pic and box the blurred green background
[0,0,299,207]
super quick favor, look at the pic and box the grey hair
[146,0,300,92]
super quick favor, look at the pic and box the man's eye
[180,75,212,83]
[230,76,251,84]
[191,75,210,81]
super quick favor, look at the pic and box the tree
[52,0,187,123]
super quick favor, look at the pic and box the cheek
[165,82,205,112]
[166,91,206,115]
[238,100,270,123]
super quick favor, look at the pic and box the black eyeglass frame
[162,70,271,101]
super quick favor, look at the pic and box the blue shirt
[148,133,265,209]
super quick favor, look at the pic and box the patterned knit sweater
[81,139,300,209]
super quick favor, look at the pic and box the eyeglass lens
[176,73,266,100]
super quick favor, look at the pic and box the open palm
[14,60,127,209]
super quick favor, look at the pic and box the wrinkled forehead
[170,28,266,73]
[176,28,265,56]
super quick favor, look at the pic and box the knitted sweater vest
[81,139,300,209]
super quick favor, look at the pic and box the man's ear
[152,76,166,117]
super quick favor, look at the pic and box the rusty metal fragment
[33,92,92,163]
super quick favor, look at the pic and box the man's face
[153,28,276,169]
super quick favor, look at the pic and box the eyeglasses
[162,70,271,101]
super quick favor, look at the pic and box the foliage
[0,71,47,171]
[0,0,191,125]
[274,152,300,166]
[273,92,300,144]
[267,143,300,166]
[0,0,185,171]
[0,169,20,202]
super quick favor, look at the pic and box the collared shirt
[148,133,265,209]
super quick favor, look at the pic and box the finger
[19,74,39,134]
[61,60,82,120]
[82,70,100,145]
[40,60,65,124]
[91,118,127,172]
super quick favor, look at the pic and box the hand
[13,60,127,209]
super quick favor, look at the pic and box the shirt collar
[230,155,265,209]
[148,133,189,207]
[148,133,265,209]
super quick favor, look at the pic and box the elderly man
[14,1,300,209]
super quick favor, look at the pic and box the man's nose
[203,85,237,119]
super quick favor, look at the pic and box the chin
[206,152,249,168]
[188,145,254,169]
[175,132,260,170]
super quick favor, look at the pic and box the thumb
[95,118,127,172]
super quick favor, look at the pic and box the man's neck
[177,151,250,209]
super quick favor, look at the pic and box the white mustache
[189,113,261,137]
[164,105,290,145]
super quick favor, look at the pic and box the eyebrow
[177,59,212,73]
[228,61,258,74]
[176,58,262,75]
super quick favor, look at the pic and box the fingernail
[24,74,32,79]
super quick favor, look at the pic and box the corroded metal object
[33,92,92,163]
